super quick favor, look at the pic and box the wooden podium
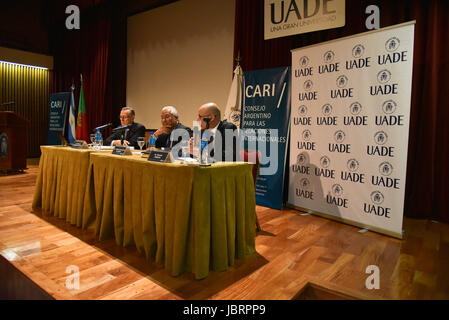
[0,111,30,172]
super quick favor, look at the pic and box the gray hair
[121,106,135,117]
[162,105,179,118]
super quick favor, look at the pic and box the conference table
[32,146,256,279]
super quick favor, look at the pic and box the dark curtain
[49,1,126,140]
[234,0,449,223]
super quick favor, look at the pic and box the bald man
[194,102,237,162]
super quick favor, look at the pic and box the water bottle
[95,129,103,150]
[148,131,156,149]
[192,121,201,161]
[200,133,208,165]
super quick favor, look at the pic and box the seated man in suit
[154,106,192,149]
[191,102,238,162]
[104,106,146,148]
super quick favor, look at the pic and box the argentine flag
[68,84,76,143]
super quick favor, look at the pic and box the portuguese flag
[76,75,88,142]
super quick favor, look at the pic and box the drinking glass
[137,137,145,151]
[90,134,96,148]
[181,140,189,158]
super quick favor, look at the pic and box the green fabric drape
[32,146,92,227]
[81,153,256,279]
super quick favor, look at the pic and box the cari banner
[241,67,291,210]
[288,22,415,238]
[264,0,345,40]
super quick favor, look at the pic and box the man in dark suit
[155,106,192,149]
[104,107,146,148]
[193,102,238,162]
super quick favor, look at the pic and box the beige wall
[127,0,235,130]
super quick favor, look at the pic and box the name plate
[147,150,170,163]
[112,146,132,156]
[70,140,88,149]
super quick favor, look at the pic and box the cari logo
[332,184,344,197]
[334,130,346,143]
[374,131,388,145]
[300,56,310,67]
[336,75,348,88]
[320,156,331,168]
[371,191,384,205]
[379,162,393,176]
[377,70,391,83]
[302,129,312,141]
[322,103,333,115]
[300,178,310,189]
[352,44,365,58]
[299,105,308,115]
[324,50,335,63]
[385,37,400,52]
[304,80,313,91]
[382,100,397,114]
[347,159,359,172]
[350,102,362,115]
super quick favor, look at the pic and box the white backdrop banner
[288,22,415,238]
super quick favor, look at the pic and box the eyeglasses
[119,116,130,120]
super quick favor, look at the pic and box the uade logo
[382,100,397,114]
[300,178,310,189]
[374,131,388,145]
[352,44,365,58]
[324,50,335,63]
[297,153,307,165]
[334,130,346,143]
[302,129,312,141]
[347,159,359,172]
[332,184,344,197]
[322,103,333,115]
[300,56,310,67]
[379,162,393,176]
[336,75,348,88]
[350,102,362,115]
[377,70,392,84]
[320,156,331,168]
[385,37,400,52]
[370,191,384,205]
[304,80,313,91]
[299,105,308,115]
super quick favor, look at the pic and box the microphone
[204,117,211,129]
[0,101,14,106]
[124,128,129,141]
[94,123,112,131]
[112,124,130,132]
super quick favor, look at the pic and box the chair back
[239,150,260,185]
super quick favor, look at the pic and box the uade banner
[241,67,291,210]
[288,22,415,238]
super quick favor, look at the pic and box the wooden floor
[1,164,448,300]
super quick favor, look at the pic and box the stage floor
[1,165,448,299]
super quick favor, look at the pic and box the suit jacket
[155,122,192,149]
[104,122,146,148]
[211,120,237,162]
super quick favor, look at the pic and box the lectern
[0,111,30,172]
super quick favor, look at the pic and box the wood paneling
[0,61,50,157]
[1,165,449,299]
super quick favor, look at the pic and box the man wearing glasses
[104,106,146,148]
[154,106,192,149]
